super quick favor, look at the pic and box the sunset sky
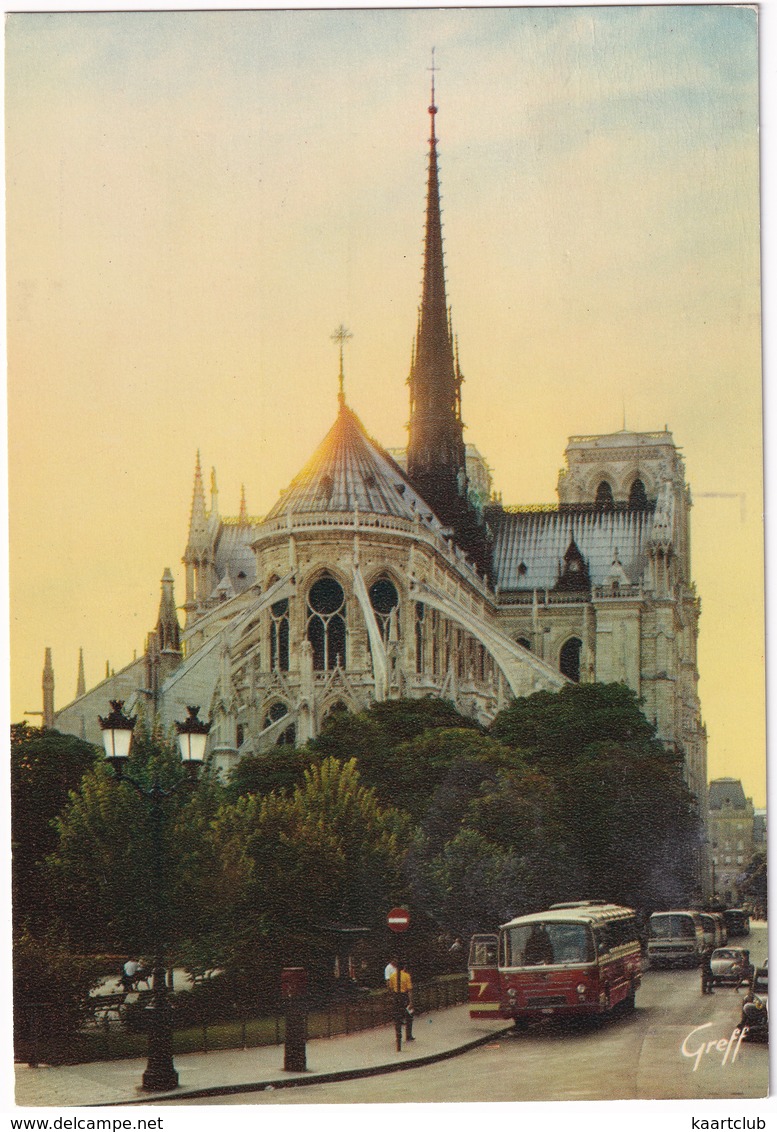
[6,6,764,804]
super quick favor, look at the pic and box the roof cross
[331,323,353,406]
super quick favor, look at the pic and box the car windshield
[753,972,768,994]
[713,949,739,960]
[650,915,695,939]
[505,921,595,966]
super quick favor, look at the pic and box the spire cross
[428,47,439,116]
[331,323,353,406]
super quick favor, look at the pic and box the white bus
[647,910,705,967]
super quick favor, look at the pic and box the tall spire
[404,57,492,578]
[407,52,465,487]
[210,466,219,518]
[156,567,181,654]
[76,647,85,699]
[188,450,208,545]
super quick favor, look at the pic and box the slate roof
[708,778,749,811]
[490,505,656,591]
[264,401,444,533]
[214,522,259,591]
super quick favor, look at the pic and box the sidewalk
[14,1004,513,1108]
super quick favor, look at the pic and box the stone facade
[708,778,755,905]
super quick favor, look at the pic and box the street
[178,923,768,1104]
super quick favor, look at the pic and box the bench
[91,990,152,1025]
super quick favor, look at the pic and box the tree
[46,727,223,957]
[311,700,482,818]
[490,683,701,909]
[490,682,657,764]
[11,723,99,932]
[405,828,529,939]
[738,851,767,917]
[13,923,102,1064]
[208,757,409,1000]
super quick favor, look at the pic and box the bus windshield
[650,915,695,939]
[505,921,595,966]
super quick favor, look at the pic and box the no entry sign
[387,907,410,933]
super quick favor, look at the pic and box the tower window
[560,637,582,683]
[307,575,346,670]
[595,481,614,509]
[629,479,649,509]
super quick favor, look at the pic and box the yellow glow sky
[6,7,765,805]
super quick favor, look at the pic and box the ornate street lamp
[98,700,136,776]
[98,700,211,1093]
[175,705,211,766]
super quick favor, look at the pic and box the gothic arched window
[415,602,425,673]
[369,575,400,644]
[270,598,289,671]
[629,478,649,509]
[560,637,582,683]
[307,575,346,671]
[595,481,614,509]
[323,699,349,721]
[264,700,295,746]
[517,636,532,651]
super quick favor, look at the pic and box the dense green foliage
[13,923,101,1062]
[738,851,767,917]
[11,724,99,931]
[47,728,222,956]
[203,757,409,1006]
[15,683,702,1023]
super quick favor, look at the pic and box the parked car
[723,908,751,937]
[710,947,753,986]
[741,965,768,1042]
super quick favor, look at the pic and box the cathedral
[47,82,707,811]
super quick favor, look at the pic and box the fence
[17,974,469,1065]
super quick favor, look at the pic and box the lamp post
[98,700,211,1093]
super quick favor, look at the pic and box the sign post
[387,908,410,1050]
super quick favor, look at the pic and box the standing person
[384,956,398,983]
[388,961,414,1048]
[701,947,715,994]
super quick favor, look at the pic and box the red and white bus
[469,901,642,1025]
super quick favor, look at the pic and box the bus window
[469,937,498,966]
[507,921,595,966]
[596,926,612,955]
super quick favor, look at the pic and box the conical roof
[265,401,444,532]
